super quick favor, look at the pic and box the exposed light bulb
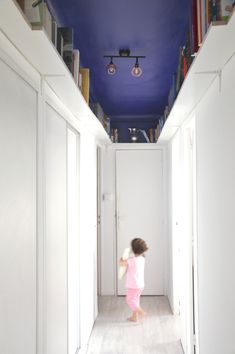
[131,57,142,77]
[106,59,116,75]
[131,64,142,77]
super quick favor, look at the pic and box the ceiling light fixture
[129,128,140,142]
[119,48,130,57]
[104,49,145,77]
[128,128,150,143]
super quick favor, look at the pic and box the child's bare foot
[138,307,146,317]
[127,316,138,322]
[140,310,147,317]
[136,308,146,322]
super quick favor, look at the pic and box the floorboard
[86,296,183,354]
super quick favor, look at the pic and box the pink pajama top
[126,255,145,289]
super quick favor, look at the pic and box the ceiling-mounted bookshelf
[158,12,235,143]
[0,0,110,143]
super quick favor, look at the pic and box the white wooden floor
[86,296,183,354]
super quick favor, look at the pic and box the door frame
[181,117,200,354]
[170,131,181,316]
[66,123,81,354]
[97,146,102,297]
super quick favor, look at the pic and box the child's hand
[119,258,127,266]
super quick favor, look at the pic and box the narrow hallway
[1,1,235,354]
[87,296,183,354]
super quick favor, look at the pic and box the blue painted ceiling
[47,0,190,137]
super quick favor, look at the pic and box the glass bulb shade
[107,63,116,75]
[131,64,142,77]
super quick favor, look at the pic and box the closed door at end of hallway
[116,149,164,295]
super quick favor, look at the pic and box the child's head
[131,238,148,256]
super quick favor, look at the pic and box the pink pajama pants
[126,288,143,311]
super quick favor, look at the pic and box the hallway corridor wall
[167,124,196,354]
[195,59,235,354]
[167,55,235,354]
[0,56,37,354]
[0,39,104,354]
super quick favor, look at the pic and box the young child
[119,238,148,322]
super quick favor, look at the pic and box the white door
[116,149,164,295]
[0,59,37,354]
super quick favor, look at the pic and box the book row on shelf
[16,0,88,97]
[109,116,165,144]
[89,101,111,135]
[160,0,235,135]
[15,0,109,134]
[152,116,165,143]
[110,129,119,143]
[196,0,235,45]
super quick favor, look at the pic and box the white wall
[0,58,37,354]
[167,56,235,354]
[195,59,235,354]
[0,34,104,354]
[167,126,195,354]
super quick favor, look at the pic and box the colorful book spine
[59,27,74,73]
[207,0,220,23]
[103,115,110,135]
[72,49,80,85]
[43,3,52,39]
[78,72,83,91]
[80,68,90,103]
[197,0,203,45]
[191,0,199,52]
[92,102,105,123]
[56,29,64,57]
[176,47,183,93]
[111,129,118,143]
[148,129,155,143]
[52,18,57,46]
[197,0,207,46]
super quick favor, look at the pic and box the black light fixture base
[119,48,130,57]
[104,50,146,76]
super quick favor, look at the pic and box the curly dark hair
[131,238,148,255]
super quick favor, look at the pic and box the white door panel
[116,149,164,295]
[0,59,37,354]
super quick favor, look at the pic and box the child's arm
[118,247,130,280]
[119,258,128,267]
